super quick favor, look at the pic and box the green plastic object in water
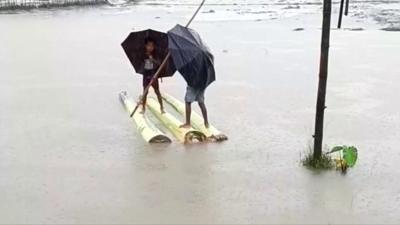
[328,145,358,168]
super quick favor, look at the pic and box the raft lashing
[119,91,228,144]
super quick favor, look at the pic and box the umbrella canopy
[167,24,215,89]
[121,29,176,77]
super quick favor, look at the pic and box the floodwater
[1,2,400,224]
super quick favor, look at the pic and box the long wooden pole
[130,0,206,117]
[313,0,332,159]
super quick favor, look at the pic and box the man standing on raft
[166,25,215,130]
[180,86,209,129]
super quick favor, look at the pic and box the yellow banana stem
[119,91,171,143]
[162,93,228,142]
[147,98,206,144]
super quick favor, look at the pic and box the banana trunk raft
[162,93,228,142]
[119,91,171,143]
[146,98,207,144]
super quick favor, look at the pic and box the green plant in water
[327,145,358,172]
[302,145,358,171]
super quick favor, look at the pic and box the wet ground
[1,2,400,224]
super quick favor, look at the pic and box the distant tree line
[0,0,107,10]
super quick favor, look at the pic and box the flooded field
[1,2,400,224]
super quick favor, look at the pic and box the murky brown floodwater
[1,3,400,224]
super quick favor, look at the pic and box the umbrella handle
[185,0,206,28]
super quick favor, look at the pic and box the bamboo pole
[130,0,206,118]
[313,0,332,159]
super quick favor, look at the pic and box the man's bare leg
[180,102,192,128]
[198,102,209,128]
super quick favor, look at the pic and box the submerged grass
[302,151,334,170]
[301,144,334,170]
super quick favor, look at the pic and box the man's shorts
[185,86,205,103]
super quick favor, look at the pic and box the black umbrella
[121,29,176,77]
[126,0,206,118]
[167,24,216,89]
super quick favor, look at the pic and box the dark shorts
[143,75,159,90]
[185,86,205,103]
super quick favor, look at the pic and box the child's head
[144,37,156,54]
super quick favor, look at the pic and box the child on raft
[180,86,209,129]
[140,37,165,114]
